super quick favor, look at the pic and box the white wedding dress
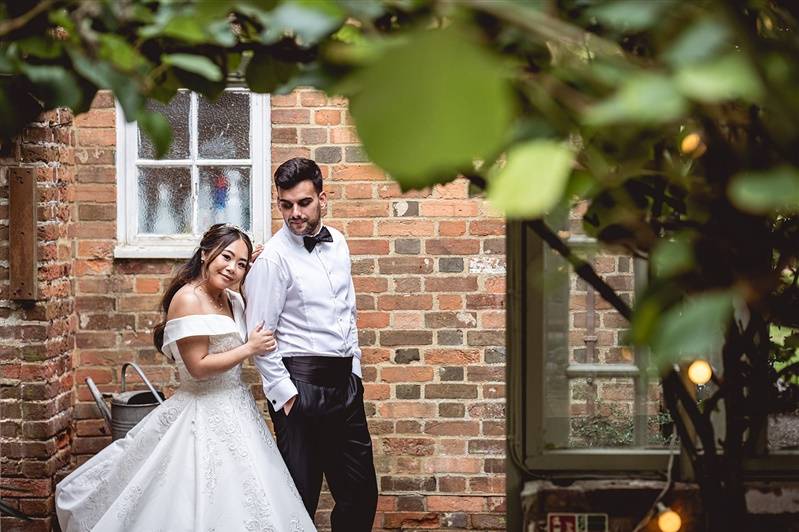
[56,291,315,532]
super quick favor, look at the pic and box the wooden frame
[9,167,37,300]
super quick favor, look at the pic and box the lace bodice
[161,290,249,393]
[172,330,245,392]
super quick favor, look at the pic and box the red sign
[547,513,608,532]
[548,514,576,532]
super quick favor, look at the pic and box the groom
[245,157,378,531]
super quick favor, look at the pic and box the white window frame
[114,89,270,259]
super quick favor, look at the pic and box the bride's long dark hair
[153,224,253,353]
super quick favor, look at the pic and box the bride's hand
[247,322,277,355]
[250,244,264,264]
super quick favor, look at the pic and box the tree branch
[462,172,632,321]
[700,387,725,423]
[0,0,56,39]
[661,373,701,465]
[524,219,634,321]
[663,369,723,486]
[463,0,625,59]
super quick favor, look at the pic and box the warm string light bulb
[657,503,682,532]
[680,132,706,158]
[687,359,712,385]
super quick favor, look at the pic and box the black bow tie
[303,226,333,253]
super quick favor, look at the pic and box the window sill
[521,479,799,529]
[113,244,197,259]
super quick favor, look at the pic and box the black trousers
[268,356,378,532]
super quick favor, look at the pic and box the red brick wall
[69,89,507,530]
[0,109,77,531]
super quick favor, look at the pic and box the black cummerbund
[283,356,353,387]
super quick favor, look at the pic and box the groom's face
[277,179,327,237]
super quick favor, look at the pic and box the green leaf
[728,166,799,213]
[348,25,514,188]
[17,36,62,59]
[0,52,16,74]
[676,53,763,103]
[332,23,366,45]
[135,109,172,159]
[21,64,82,110]
[487,140,574,218]
[335,0,386,19]
[129,4,156,23]
[630,295,662,346]
[651,292,734,369]
[139,4,234,45]
[98,34,147,72]
[162,54,223,81]
[205,19,238,47]
[147,69,182,104]
[665,19,731,67]
[585,74,686,125]
[245,50,299,93]
[590,0,673,32]
[651,236,694,278]
[48,9,76,39]
[70,51,145,120]
[262,0,345,45]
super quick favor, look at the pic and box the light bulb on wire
[656,502,682,532]
[687,359,712,386]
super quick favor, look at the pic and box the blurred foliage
[569,407,672,448]
[4,0,796,368]
[3,0,799,526]
[771,325,799,388]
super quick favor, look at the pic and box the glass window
[115,89,270,258]
[508,217,799,473]
[541,249,671,452]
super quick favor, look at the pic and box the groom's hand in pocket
[283,394,297,416]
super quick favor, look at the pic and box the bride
[56,224,316,532]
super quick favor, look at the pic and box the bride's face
[203,238,250,290]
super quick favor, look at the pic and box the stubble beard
[288,210,322,237]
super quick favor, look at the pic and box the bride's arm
[170,291,275,380]
[176,333,273,380]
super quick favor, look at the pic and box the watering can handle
[85,377,112,429]
[121,362,165,405]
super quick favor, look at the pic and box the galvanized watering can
[86,362,165,441]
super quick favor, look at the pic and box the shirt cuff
[265,377,298,411]
[351,356,362,378]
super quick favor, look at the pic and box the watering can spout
[85,377,112,429]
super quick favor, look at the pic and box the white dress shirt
[244,223,362,410]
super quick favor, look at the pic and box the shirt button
[271,399,276,404]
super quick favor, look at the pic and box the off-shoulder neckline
[165,313,236,325]
[166,288,242,325]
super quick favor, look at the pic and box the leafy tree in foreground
[4,0,799,530]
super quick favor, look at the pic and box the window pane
[137,167,192,234]
[138,91,190,159]
[566,378,669,448]
[198,166,251,230]
[542,240,671,449]
[198,91,250,159]
[570,254,636,365]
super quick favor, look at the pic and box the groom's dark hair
[274,157,323,193]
